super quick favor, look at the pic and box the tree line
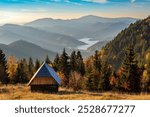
[0,46,150,94]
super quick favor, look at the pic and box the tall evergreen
[0,50,9,85]
[99,61,111,91]
[93,50,101,73]
[35,59,40,70]
[70,51,77,72]
[59,49,70,87]
[45,55,52,64]
[76,51,85,76]
[53,54,60,72]
[28,57,34,77]
[85,65,94,91]
[120,45,141,93]
[14,60,28,84]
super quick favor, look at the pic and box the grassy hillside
[0,85,150,100]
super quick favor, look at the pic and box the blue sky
[0,0,149,24]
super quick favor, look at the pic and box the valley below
[77,38,99,50]
[0,15,137,61]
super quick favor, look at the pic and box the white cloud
[81,0,108,4]
[131,0,136,3]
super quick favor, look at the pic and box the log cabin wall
[30,77,59,92]
[31,85,58,93]
[30,77,57,85]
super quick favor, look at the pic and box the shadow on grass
[89,93,103,96]
[0,88,9,94]
[57,90,85,95]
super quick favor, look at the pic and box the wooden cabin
[28,62,61,93]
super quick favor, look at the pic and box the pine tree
[45,55,52,64]
[70,51,77,72]
[28,57,34,77]
[53,54,60,72]
[35,59,40,70]
[93,50,101,73]
[0,50,9,85]
[120,45,141,93]
[85,65,94,91]
[59,49,70,87]
[92,70,101,91]
[99,61,111,91]
[14,60,28,84]
[76,51,85,76]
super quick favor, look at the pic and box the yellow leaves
[113,55,116,59]
[99,49,105,58]
[143,70,148,79]
[57,71,65,86]
[7,56,17,79]
[110,76,116,86]
[146,52,150,60]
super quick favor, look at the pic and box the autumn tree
[7,56,17,84]
[69,71,83,91]
[0,50,9,85]
[142,52,150,92]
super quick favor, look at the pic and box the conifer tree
[85,65,94,91]
[70,51,77,72]
[99,61,111,91]
[28,57,34,77]
[120,45,141,93]
[59,49,70,87]
[76,51,85,76]
[0,50,9,85]
[93,50,101,73]
[45,55,52,64]
[53,54,60,72]
[14,60,28,84]
[35,59,40,70]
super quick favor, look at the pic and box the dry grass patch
[0,85,150,100]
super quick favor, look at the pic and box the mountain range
[0,40,56,60]
[0,15,138,60]
[26,15,137,41]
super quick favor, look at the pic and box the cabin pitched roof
[28,62,61,85]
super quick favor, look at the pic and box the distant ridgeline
[101,16,150,69]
